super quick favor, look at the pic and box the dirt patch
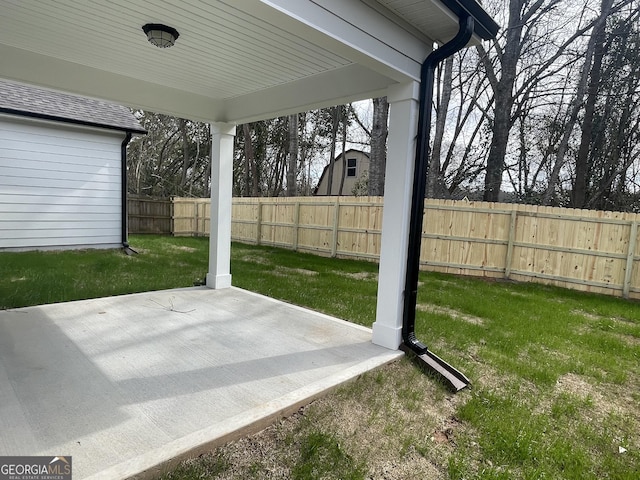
[432,417,461,446]
[571,311,640,345]
[569,310,640,325]
[612,332,640,346]
[169,245,197,253]
[571,309,604,321]
[10,277,26,282]
[238,254,272,265]
[417,303,485,326]
[553,373,631,420]
[556,373,596,398]
[366,451,444,480]
[331,270,378,281]
[275,266,318,276]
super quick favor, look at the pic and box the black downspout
[121,132,133,252]
[402,15,475,354]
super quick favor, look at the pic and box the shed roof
[0,79,146,134]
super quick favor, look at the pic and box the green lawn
[0,236,210,309]
[1,235,638,479]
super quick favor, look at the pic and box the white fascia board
[256,0,427,82]
[0,44,223,124]
[223,64,390,124]
[310,0,431,57]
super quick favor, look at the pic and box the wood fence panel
[231,201,259,242]
[297,202,334,254]
[127,196,172,234]
[336,201,383,258]
[173,197,210,236]
[421,201,511,277]
[628,223,640,296]
[260,202,296,247]
[172,198,194,236]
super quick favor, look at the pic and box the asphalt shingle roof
[0,79,146,133]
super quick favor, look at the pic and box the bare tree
[127,112,211,198]
[572,0,616,207]
[286,114,298,197]
[325,107,341,195]
[427,57,454,198]
[368,97,388,196]
[479,0,607,201]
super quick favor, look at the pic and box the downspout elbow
[121,132,133,249]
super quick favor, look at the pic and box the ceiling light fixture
[142,23,179,48]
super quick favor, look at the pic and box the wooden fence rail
[137,196,640,300]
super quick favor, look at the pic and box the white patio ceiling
[0,0,471,123]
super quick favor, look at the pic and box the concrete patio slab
[0,287,402,479]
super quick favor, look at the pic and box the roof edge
[0,107,147,135]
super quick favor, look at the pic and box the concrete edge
[230,286,374,333]
[85,350,403,480]
[1,286,209,312]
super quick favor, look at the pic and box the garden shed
[315,149,370,196]
[0,79,145,251]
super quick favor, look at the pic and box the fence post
[504,209,517,278]
[331,199,340,257]
[623,221,638,298]
[293,202,301,252]
[170,198,175,235]
[256,200,263,245]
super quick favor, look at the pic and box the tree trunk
[338,113,348,195]
[179,119,190,190]
[572,0,614,208]
[242,123,259,197]
[482,0,525,202]
[286,114,298,197]
[326,107,341,195]
[542,50,595,204]
[368,97,389,196]
[427,57,453,198]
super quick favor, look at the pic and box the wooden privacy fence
[127,196,172,234]
[169,196,640,300]
[173,197,211,236]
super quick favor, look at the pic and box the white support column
[372,81,420,350]
[206,122,236,289]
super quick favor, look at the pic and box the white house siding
[0,115,124,250]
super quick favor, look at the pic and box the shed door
[0,115,123,250]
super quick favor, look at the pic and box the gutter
[401,8,496,391]
[121,132,136,254]
[439,0,499,41]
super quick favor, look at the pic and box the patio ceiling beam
[223,64,392,124]
[246,0,429,82]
